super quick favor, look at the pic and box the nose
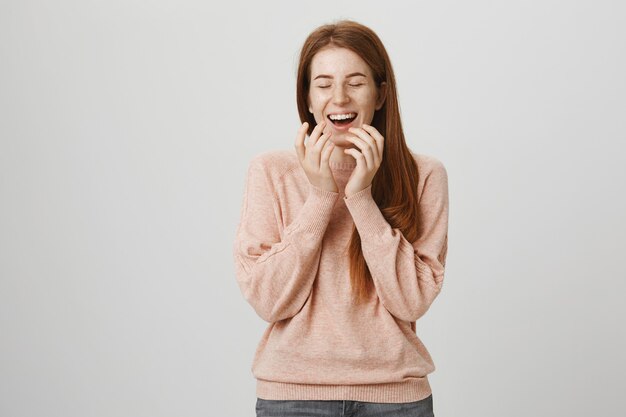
[332,84,350,105]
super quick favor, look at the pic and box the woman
[233,19,449,417]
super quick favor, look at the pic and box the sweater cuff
[290,183,339,238]
[343,185,389,237]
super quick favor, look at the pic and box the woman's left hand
[343,124,385,198]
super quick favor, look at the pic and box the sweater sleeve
[232,155,340,323]
[343,159,449,322]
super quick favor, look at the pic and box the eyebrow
[313,72,367,80]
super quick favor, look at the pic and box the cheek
[356,91,378,109]
[308,93,326,111]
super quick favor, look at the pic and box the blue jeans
[256,394,434,417]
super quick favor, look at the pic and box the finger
[348,127,379,164]
[314,131,332,152]
[361,124,385,159]
[311,132,328,167]
[309,131,331,167]
[320,137,335,167]
[343,148,366,169]
[344,135,374,169]
[308,120,327,147]
[295,122,309,162]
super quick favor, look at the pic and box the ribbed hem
[343,184,389,237]
[329,160,357,170]
[292,183,339,238]
[256,378,432,403]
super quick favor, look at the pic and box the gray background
[1,0,625,416]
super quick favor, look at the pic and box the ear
[375,81,387,110]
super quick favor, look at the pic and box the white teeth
[328,113,356,120]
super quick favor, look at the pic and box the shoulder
[410,151,447,179]
[409,152,448,202]
[248,149,301,183]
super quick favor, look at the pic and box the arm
[232,155,339,323]
[343,159,449,322]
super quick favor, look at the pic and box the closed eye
[316,84,363,89]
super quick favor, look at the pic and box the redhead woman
[233,19,449,417]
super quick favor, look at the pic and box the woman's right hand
[294,121,338,193]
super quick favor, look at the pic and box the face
[307,46,386,145]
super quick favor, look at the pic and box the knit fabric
[232,149,449,403]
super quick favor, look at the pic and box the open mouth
[327,112,357,127]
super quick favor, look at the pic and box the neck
[329,143,357,168]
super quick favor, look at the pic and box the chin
[330,135,352,147]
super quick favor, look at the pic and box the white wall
[1,1,624,416]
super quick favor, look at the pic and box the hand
[343,124,385,197]
[294,121,338,193]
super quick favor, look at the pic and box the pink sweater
[232,149,449,403]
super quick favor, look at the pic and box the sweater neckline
[329,160,357,170]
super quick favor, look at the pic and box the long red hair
[296,20,422,305]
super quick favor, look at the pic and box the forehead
[310,47,372,78]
